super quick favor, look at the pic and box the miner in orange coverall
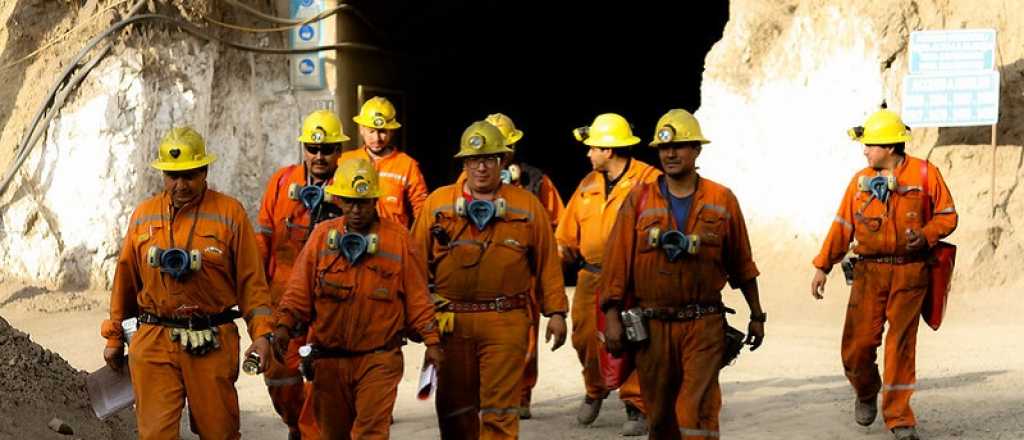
[810,108,957,440]
[254,109,348,439]
[100,127,274,440]
[411,121,569,440]
[457,113,565,419]
[556,113,661,435]
[271,158,442,440]
[339,96,429,227]
[602,110,766,440]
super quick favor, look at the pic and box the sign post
[902,29,1000,216]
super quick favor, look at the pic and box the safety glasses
[304,143,340,156]
[463,155,502,170]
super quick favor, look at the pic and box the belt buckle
[691,305,705,320]
[494,296,508,313]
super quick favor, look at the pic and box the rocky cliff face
[697,0,1024,290]
[0,1,304,289]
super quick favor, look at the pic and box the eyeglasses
[463,155,502,169]
[304,143,340,156]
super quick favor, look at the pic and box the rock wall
[0,28,305,289]
[696,0,1024,290]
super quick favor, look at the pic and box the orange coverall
[556,159,660,409]
[411,178,568,440]
[274,217,440,439]
[813,156,957,430]
[340,147,429,227]
[460,162,565,408]
[101,189,274,440]
[601,176,760,440]
[255,163,337,434]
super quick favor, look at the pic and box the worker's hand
[245,334,273,373]
[745,321,765,351]
[545,314,567,351]
[603,308,624,357]
[811,268,828,300]
[424,344,444,368]
[559,245,581,267]
[906,228,927,252]
[103,346,125,373]
[271,326,291,362]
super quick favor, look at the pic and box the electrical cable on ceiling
[219,0,382,37]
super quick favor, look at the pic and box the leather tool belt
[446,294,528,313]
[139,309,241,329]
[641,303,729,322]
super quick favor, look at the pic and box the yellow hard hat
[485,113,524,146]
[353,96,401,129]
[574,113,640,148]
[298,110,349,144]
[848,108,911,145]
[649,109,710,147]
[326,158,382,199]
[151,127,217,171]
[454,121,513,158]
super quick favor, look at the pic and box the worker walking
[458,113,566,419]
[602,110,766,440]
[100,127,274,440]
[557,113,660,435]
[411,121,569,440]
[254,109,348,438]
[271,158,442,439]
[810,108,957,440]
[340,96,429,227]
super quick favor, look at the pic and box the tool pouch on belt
[620,307,648,343]
[841,256,858,286]
[721,309,744,369]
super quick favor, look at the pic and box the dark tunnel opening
[349,0,731,198]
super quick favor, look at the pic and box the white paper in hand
[417,363,437,400]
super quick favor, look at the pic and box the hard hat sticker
[169,148,181,159]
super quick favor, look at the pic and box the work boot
[576,396,603,425]
[519,404,532,420]
[620,404,647,436]
[892,426,920,440]
[855,396,877,426]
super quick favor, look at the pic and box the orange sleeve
[409,193,437,278]
[255,169,282,276]
[274,224,322,330]
[722,190,760,289]
[101,209,144,348]
[539,175,565,228]
[229,204,275,338]
[406,160,430,222]
[554,182,584,255]
[530,198,569,316]
[923,164,958,247]
[599,187,640,311]
[812,177,859,272]
[401,241,440,345]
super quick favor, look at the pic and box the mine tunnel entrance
[351,0,730,198]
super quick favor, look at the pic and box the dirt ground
[1,274,1022,440]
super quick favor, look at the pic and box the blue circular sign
[299,24,315,42]
[299,59,315,75]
